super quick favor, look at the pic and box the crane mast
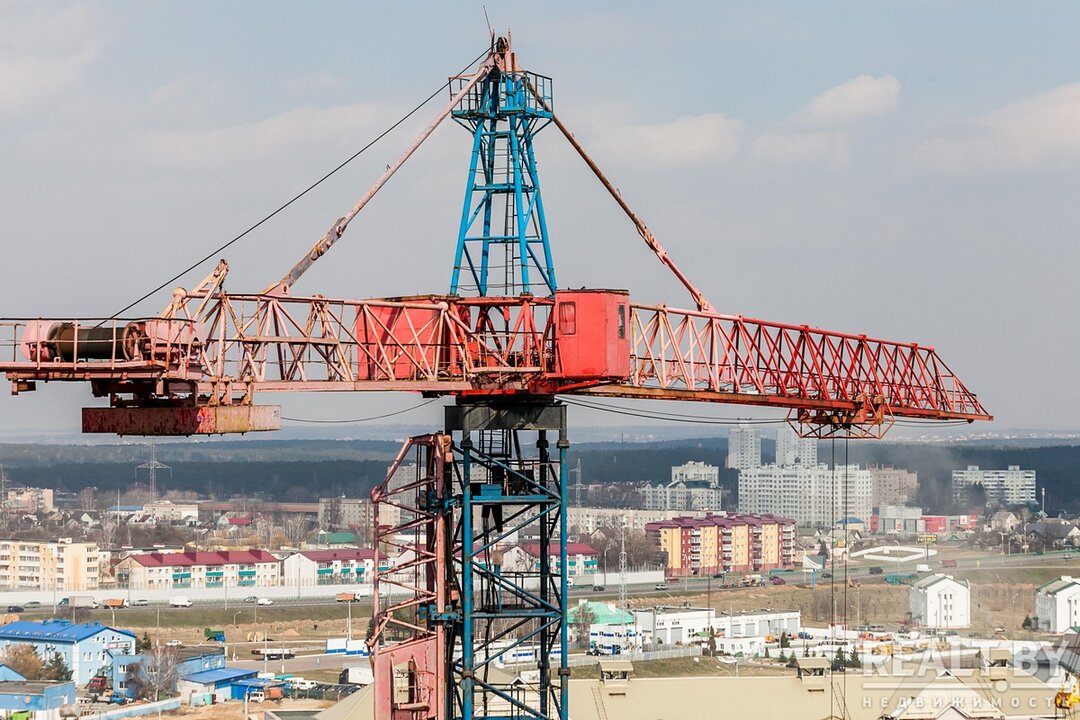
[0,35,992,720]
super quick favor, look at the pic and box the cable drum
[47,322,147,362]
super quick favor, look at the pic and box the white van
[915,564,931,573]
[169,596,193,608]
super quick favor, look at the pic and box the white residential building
[1036,576,1080,633]
[633,606,801,647]
[0,539,100,591]
[737,464,872,527]
[500,543,598,577]
[727,426,761,471]
[910,574,970,629]
[951,465,1036,507]
[283,548,376,587]
[566,507,711,534]
[639,480,721,512]
[142,500,199,524]
[671,461,719,485]
[775,427,816,467]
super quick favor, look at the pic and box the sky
[1,1,1079,439]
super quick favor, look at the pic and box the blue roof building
[113,646,226,699]
[0,664,26,682]
[0,680,75,717]
[0,620,136,686]
[178,667,259,703]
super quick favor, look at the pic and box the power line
[282,398,441,424]
[107,47,491,320]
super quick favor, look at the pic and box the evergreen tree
[43,653,71,681]
[1022,615,1032,630]
[137,632,153,653]
[779,631,791,649]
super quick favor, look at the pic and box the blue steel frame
[449,69,556,297]
[446,402,569,720]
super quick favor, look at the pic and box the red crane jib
[0,288,988,435]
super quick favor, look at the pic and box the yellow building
[0,539,100,591]
[645,513,794,577]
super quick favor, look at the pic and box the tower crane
[0,35,989,720]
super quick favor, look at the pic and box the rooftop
[296,548,376,562]
[127,549,278,567]
[183,667,258,685]
[0,620,135,643]
[0,680,73,696]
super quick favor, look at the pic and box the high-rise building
[774,427,817,466]
[727,425,761,471]
[951,465,1036,507]
[737,464,872,527]
[869,466,919,507]
[645,513,796,576]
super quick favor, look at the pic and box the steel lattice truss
[0,281,988,436]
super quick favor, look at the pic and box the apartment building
[0,540,100,591]
[775,427,817,467]
[727,426,761,471]
[639,480,721,512]
[1036,576,1080,633]
[115,550,281,590]
[910,574,970,629]
[869,466,919,507]
[4,487,54,514]
[951,465,1036,507]
[737,464,872,527]
[318,496,401,541]
[501,543,598,577]
[566,507,711,534]
[283,548,376,587]
[645,513,796,576]
[142,500,199,524]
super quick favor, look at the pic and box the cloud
[751,131,849,167]
[0,4,106,114]
[139,102,396,171]
[801,74,901,126]
[593,113,743,169]
[916,83,1080,172]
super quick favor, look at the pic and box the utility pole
[618,521,628,610]
[570,459,584,506]
[137,443,171,500]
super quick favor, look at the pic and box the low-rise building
[0,620,136,685]
[909,574,970,629]
[500,543,598,577]
[5,487,55,514]
[634,606,715,647]
[113,646,227,699]
[569,601,636,656]
[0,539,100,591]
[0,680,75,720]
[282,548,376,587]
[115,550,281,590]
[645,513,796,576]
[142,500,199,524]
[1036,576,1080,633]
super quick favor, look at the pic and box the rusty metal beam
[82,405,281,435]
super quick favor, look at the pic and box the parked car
[797,631,813,640]
[654,583,669,591]
[6,605,24,613]
[869,566,884,575]
[165,639,183,647]
[131,599,150,607]
[711,572,725,579]
[592,585,605,592]
[244,596,259,603]
[941,559,957,568]
[770,577,786,585]
[23,601,41,608]
[821,572,832,579]
[257,598,274,606]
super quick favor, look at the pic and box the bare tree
[132,646,180,701]
[2,644,43,679]
[77,487,97,511]
[283,515,311,547]
[98,517,119,550]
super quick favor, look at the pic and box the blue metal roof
[183,668,257,685]
[0,620,136,643]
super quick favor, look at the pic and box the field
[570,655,793,679]
[174,698,333,719]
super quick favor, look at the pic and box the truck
[58,596,98,609]
[102,598,128,609]
[204,627,226,642]
[339,665,375,686]
[335,592,358,603]
[169,596,193,608]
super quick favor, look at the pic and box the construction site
[2,7,1079,720]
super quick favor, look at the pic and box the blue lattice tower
[445,400,569,720]
[449,39,556,297]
